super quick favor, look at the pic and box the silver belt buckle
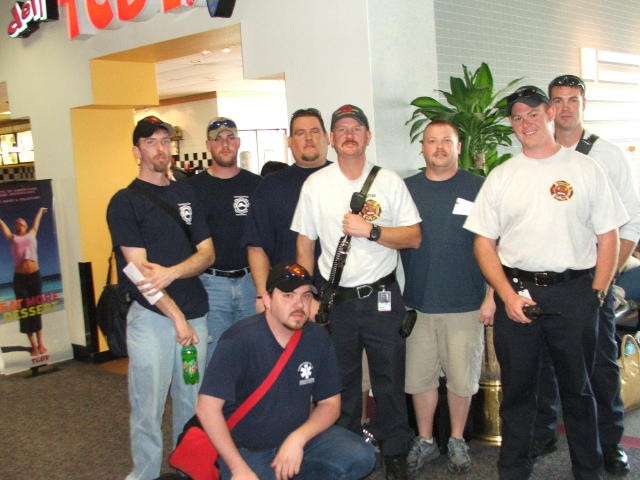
[356,284,374,299]
[534,272,551,286]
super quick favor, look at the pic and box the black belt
[334,272,396,305]
[204,267,250,278]
[503,266,591,287]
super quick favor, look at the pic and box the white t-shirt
[291,162,421,287]
[577,132,640,243]
[464,147,628,272]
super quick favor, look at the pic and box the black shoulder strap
[127,182,192,246]
[575,132,599,155]
[360,166,380,197]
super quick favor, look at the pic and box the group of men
[106,72,639,480]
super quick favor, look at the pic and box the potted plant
[407,63,521,176]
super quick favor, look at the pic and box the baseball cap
[506,86,551,116]
[331,104,370,130]
[207,117,238,140]
[132,116,174,145]
[266,262,317,294]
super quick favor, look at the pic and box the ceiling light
[201,49,211,56]
[190,59,202,64]
[1,111,10,115]
[222,47,231,54]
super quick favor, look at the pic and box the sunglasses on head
[506,87,546,104]
[141,115,164,124]
[208,119,237,131]
[549,75,585,91]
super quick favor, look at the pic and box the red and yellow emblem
[549,180,574,201]
[360,198,381,221]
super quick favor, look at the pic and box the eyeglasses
[207,119,237,132]
[549,74,585,92]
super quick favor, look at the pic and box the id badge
[518,288,532,300]
[378,289,391,312]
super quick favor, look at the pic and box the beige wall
[0,1,439,346]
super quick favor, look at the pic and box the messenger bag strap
[325,165,381,289]
[575,131,599,155]
[127,181,193,246]
[227,328,303,429]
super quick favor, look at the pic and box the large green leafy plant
[407,63,521,175]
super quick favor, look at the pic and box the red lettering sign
[7,0,58,38]
[57,0,205,40]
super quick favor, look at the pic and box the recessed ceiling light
[222,47,231,54]
[190,59,202,64]
[201,49,211,56]
[1,111,10,115]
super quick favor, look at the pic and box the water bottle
[181,345,200,385]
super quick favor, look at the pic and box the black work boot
[603,444,630,476]
[384,454,408,480]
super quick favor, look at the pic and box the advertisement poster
[0,180,71,374]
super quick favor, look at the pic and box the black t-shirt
[242,163,329,264]
[188,169,261,270]
[106,178,210,318]
[200,314,341,449]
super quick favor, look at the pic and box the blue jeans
[218,425,376,479]
[618,266,640,302]
[200,271,256,366]
[125,301,208,480]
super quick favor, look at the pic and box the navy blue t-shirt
[106,178,210,318]
[401,169,486,313]
[200,314,341,450]
[242,163,329,265]
[188,169,261,270]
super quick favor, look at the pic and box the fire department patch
[549,180,573,201]
[360,198,381,221]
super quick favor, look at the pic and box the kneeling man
[197,262,376,479]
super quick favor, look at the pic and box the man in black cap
[292,104,422,480]
[107,115,214,480]
[464,86,628,480]
[530,75,640,475]
[197,262,376,480]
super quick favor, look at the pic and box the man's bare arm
[120,246,200,346]
[196,395,258,479]
[248,246,270,313]
[594,229,619,292]
[296,234,316,275]
[140,238,215,292]
[473,236,533,324]
[342,213,421,249]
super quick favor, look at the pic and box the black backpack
[95,252,131,357]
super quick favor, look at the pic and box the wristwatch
[368,224,381,242]
[594,289,607,304]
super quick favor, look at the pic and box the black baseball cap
[266,263,317,294]
[331,104,370,130]
[506,86,551,116]
[133,115,174,145]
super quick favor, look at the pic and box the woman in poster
[0,207,48,355]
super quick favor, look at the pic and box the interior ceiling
[0,24,284,123]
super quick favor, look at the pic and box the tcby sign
[7,0,59,38]
[57,0,206,39]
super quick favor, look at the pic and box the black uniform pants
[534,288,625,446]
[494,274,604,480]
[330,280,413,457]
